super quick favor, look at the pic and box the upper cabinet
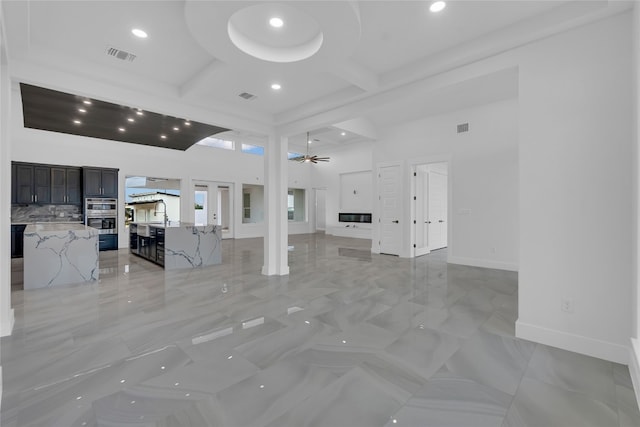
[51,167,82,204]
[83,167,118,198]
[13,163,51,204]
[11,162,119,205]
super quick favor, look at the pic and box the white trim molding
[630,338,640,411]
[0,308,14,337]
[448,256,518,272]
[516,320,628,365]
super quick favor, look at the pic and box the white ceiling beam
[178,59,225,99]
[333,118,378,140]
[328,59,379,92]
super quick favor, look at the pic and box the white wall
[311,141,374,239]
[517,13,633,364]
[9,83,314,245]
[374,98,518,268]
[0,7,14,339]
[632,1,640,403]
[340,170,373,212]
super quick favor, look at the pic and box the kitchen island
[23,223,99,289]
[130,222,221,270]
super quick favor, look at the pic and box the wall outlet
[561,298,574,313]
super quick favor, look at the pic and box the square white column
[262,133,289,275]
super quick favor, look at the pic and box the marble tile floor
[2,233,639,427]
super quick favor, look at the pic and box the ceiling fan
[290,132,330,164]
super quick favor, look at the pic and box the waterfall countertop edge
[25,223,99,234]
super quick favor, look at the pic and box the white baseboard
[447,255,518,272]
[516,320,628,364]
[630,338,640,410]
[327,226,372,239]
[0,308,14,337]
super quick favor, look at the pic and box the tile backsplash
[11,204,82,223]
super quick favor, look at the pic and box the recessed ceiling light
[271,83,281,90]
[73,120,81,125]
[118,127,125,132]
[83,100,92,105]
[160,135,167,139]
[173,127,179,131]
[132,28,148,38]
[341,132,346,136]
[136,110,144,116]
[269,17,284,28]
[430,1,446,13]
[127,118,135,122]
[184,121,191,126]
[78,108,86,113]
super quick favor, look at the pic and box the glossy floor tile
[2,233,639,426]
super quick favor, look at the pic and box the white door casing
[414,167,430,256]
[315,188,326,231]
[379,165,401,255]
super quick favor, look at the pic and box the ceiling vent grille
[457,123,469,133]
[106,47,136,62]
[238,92,257,101]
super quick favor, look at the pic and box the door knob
[439,220,444,223]
[426,221,431,224]
[392,220,399,223]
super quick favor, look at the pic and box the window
[288,188,305,221]
[243,192,251,219]
[241,143,264,155]
[242,184,264,223]
[196,137,234,150]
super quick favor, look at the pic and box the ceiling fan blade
[289,156,305,162]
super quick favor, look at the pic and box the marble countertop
[25,223,98,233]
[132,222,214,229]
[12,220,83,225]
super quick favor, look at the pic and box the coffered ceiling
[1,1,632,151]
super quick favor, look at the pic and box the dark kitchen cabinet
[98,234,118,251]
[83,167,118,198]
[51,167,82,204]
[11,163,16,204]
[14,163,50,204]
[11,224,26,258]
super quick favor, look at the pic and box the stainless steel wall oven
[85,198,118,250]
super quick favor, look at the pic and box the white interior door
[428,171,448,251]
[217,185,233,239]
[379,165,401,255]
[194,184,208,226]
[193,181,233,238]
[414,167,430,256]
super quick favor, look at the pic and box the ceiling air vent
[106,47,136,62]
[457,123,469,133]
[238,92,257,101]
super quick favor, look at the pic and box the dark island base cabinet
[11,224,26,258]
[130,226,164,266]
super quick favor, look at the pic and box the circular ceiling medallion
[227,3,323,63]
[185,1,361,70]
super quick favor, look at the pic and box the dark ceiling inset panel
[20,83,229,151]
